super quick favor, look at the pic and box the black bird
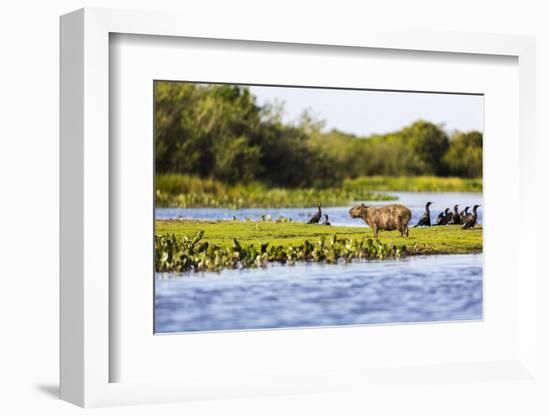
[459,206,470,224]
[414,202,433,227]
[462,205,480,229]
[451,204,461,224]
[444,208,453,224]
[322,214,331,226]
[307,204,322,224]
[436,208,451,226]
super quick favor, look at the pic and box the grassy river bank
[155,174,482,208]
[155,220,482,272]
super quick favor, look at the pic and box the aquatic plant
[156,219,483,256]
[155,231,406,273]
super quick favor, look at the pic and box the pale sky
[248,85,484,137]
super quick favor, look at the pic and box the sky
[248,85,484,137]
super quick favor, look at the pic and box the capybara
[349,203,412,237]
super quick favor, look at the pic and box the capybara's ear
[361,202,366,207]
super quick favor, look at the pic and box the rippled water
[156,191,482,227]
[155,253,483,333]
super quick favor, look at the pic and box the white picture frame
[60,7,538,407]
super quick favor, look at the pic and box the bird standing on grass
[414,202,432,227]
[462,205,481,229]
[436,208,451,226]
[444,207,453,224]
[459,206,470,224]
[307,204,322,224]
[322,214,331,226]
[452,204,461,224]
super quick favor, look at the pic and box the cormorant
[462,205,480,229]
[436,208,451,225]
[414,201,432,227]
[444,207,453,224]
[322,214,331,226]
[307,204,322,224]
[459,206,470,224]
[451,204,461,224]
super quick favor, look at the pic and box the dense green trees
[155,82,483,188]
[443,131,483,178]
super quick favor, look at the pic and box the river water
[156,191,482,227]
[155,253,483,333]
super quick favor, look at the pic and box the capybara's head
[349,203,368,218]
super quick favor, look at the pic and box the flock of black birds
[414,202,481,229]
[306,202,481,229]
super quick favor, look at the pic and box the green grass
[344,176,482,193]
[156,220,482,256]
[156,174,482,209]
[156,174,396,208]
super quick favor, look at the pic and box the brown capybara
[349,203,411,238]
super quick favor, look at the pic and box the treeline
[155,82,482,189]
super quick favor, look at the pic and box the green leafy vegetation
[155,220,483,272]
[156,174,481,208]
[155,82,483,191]
[156,174,395,208]
[343,176,483,193]
[155,230,404,272]
[443,131,483,178]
